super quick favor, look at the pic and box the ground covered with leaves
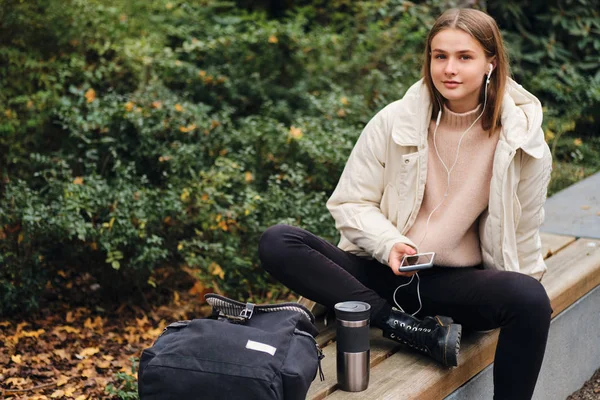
[0,267,214,399]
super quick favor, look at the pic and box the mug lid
[334,301,371,321]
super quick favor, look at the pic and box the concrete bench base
[446,285,600,399]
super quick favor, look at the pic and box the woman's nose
[444,59,457,75]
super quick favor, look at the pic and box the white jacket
[326,79,552,280]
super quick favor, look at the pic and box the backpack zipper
[294,329,325,381]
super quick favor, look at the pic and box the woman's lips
[443,81,460,89]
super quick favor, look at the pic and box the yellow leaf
[245,172,254,183]
[11,354,22,364]
[180,188,190,202]
[6,377,28,387]
[173,291,180,305]
[289,126,303,140]
[211,263,225,280]
[199,70,207,78]
[18,232,24,244]
[573,138,583,146]
[151,101,162,109]
[51,390,65,399]
[188,280,205,296]
[22,329,45,338]
[81,368,96,378]
[56,375,69,387]
[84,88,96,103]
[64,386,76,397]
[337,108,346,117]
[73,176,84,185]
[78,347,100,358]
[340,96,349,105]
[174,103,183,112]
[268,35,278,43]
[53,349,69,360]
[75,396,87,400]
[97,360,111,369]
[124,101,134,112]
[54,325,80,334]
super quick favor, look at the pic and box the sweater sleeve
[515,135,553,276]
[326,108,417,266]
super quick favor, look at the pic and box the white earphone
[393,60,494,316]
[486,63,494,85]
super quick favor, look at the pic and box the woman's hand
[388,242,418,277]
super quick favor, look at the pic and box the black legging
[258,224,552,400]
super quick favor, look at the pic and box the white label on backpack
[246,340,276,356]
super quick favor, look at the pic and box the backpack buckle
[240,302,255,320]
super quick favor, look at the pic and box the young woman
[259,8,553,400]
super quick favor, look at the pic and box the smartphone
[398,252,435,272]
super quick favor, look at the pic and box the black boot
[381,308,462,367]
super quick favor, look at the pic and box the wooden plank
[540,232,576,259]
[307,329,401,400]
[323,329,499,400]
[320,238,600,399]
[542,238,600,318]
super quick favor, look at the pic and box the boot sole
[443,324,462,367]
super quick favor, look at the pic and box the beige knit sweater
[405,104,500,267]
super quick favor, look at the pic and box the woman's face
[430,28,492,113]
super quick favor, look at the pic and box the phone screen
[400,252,435,270]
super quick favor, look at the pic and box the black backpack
[138,294,324,400]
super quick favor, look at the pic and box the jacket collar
[390,78,546,159]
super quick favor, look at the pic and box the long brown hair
[422,8,510,133]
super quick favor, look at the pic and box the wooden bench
[299,232,600,399]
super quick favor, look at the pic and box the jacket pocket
[396,152,420,196]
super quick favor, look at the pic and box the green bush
[1,0,598,314]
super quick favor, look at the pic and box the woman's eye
[460,55,472,60]
[434,54,446,59]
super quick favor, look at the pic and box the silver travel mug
[334,301,371,392]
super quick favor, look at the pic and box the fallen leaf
[66,311,74,323]
[81,367,96,378]
[64,386,77,396]
[54,349,69,360]
[97,360,111,369]
[78,347,100,358]
[51,389,65,398]
[22,329,45,338]
[11,354,22,364]
[5,376,28,387]
[56,375,69,387]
